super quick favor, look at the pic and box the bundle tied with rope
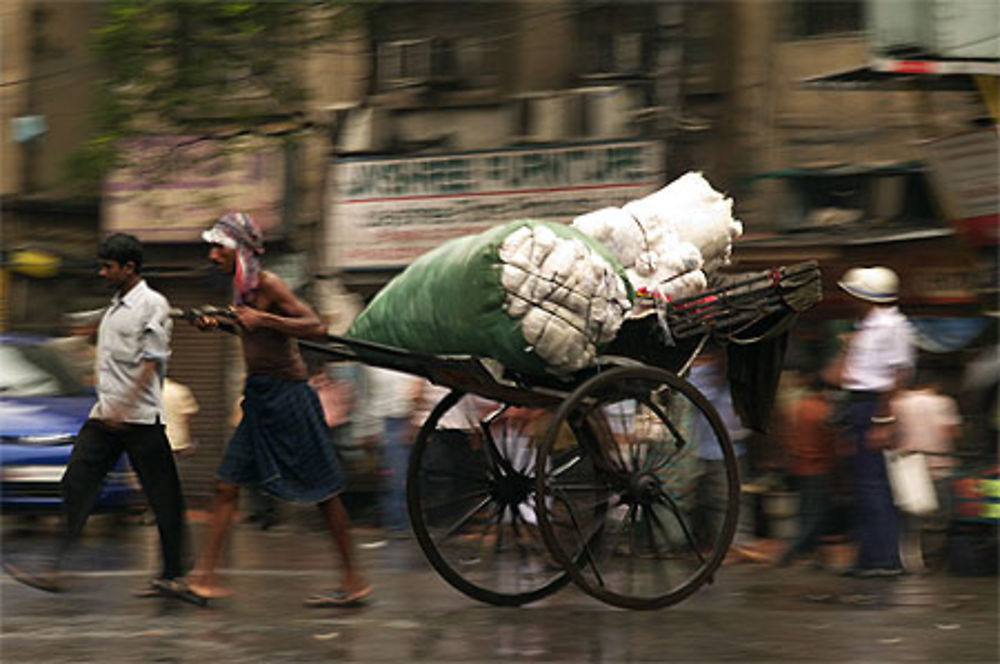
[348,171,820,379]
[348,220,633,376]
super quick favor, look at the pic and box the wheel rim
[535,366,739,610]
[407,391,572,606]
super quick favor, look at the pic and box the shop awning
[747,162,923,179]
[801,64,979,91]
[801,55,1000,92]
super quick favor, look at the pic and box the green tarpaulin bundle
[348,220,634,376]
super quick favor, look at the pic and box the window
[0,343,87,398]
[578,3,655,78]
[777,170,937,230]
[377,40,433,88]
[587,32,647,75]
[376,38,494,90]
[790,0,862,38]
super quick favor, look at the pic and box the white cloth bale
[498,224,630,373]
[571,207,645,267]
[623,172,743,270]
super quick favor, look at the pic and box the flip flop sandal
[149,578,210,607]
[134,581,164,598]
[303,585,373,608]
[2,561,65,593]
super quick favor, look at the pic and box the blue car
[0,333,140,513]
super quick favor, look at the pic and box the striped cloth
[201,212,264,306]
[217,374,344,504]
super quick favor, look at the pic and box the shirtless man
[189,212,370,606]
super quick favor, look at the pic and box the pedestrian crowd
[757,266,966,577]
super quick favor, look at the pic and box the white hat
[838,266,899,303]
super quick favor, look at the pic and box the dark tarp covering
[728,328,790,435]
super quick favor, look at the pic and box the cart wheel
[407,390,575,606]
[535,366,739,610]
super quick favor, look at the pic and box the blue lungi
[217,374,345,504]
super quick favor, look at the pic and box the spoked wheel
[407,390,574,606]
[535,366,739,610]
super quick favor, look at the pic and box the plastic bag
[884,450,939,515]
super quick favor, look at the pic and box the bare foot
[188,582,233,599]
[341,575,370,598]
[187,574,233,598]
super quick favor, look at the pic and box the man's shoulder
[141,287,171,314]
[867,306,908,328]
[250,270,291,303]
[258,270,287,290]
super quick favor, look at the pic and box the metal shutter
[154,277,240,506]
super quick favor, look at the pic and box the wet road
[2,514,997,663]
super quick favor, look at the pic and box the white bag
[884,450,939,515]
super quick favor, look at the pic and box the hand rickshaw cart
[186,260,821,610]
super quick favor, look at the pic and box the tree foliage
[67,0,363,190]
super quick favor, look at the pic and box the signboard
[326,140,665,270]
[103,137,286,242]
[921,127,1000,247]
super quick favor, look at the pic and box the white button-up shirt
[841,305,915,393]
[90,279,172,424]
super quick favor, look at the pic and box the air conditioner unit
[867,0,1000,59]
[866,0,929,54]
[578,86,640,139]
[338,107,391,153]
[928,0,1000,59]
[510,92,582,143]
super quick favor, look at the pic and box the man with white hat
[835,266,915,576]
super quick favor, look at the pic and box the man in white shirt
[836,266,915,577]
[4,234,196,601]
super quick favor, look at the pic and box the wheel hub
[628,472,661,505]
[492,471,533,506]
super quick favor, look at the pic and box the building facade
[2,0,994,500]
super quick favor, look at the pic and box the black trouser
[780,473,833,563]
[59,419,187,579]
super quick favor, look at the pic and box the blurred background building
[2,0,996,503]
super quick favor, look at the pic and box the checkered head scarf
[202,212,265,305]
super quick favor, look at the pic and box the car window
[0,344,88,397]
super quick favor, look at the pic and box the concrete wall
[1,1,103,197]
[303,27,371,109]
[511,0,575,93]
[1,1,30,195]
[730,1,985,232]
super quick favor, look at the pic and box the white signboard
[103,137,286,242]
[921,127,1000,247]
[326,140,665,270]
